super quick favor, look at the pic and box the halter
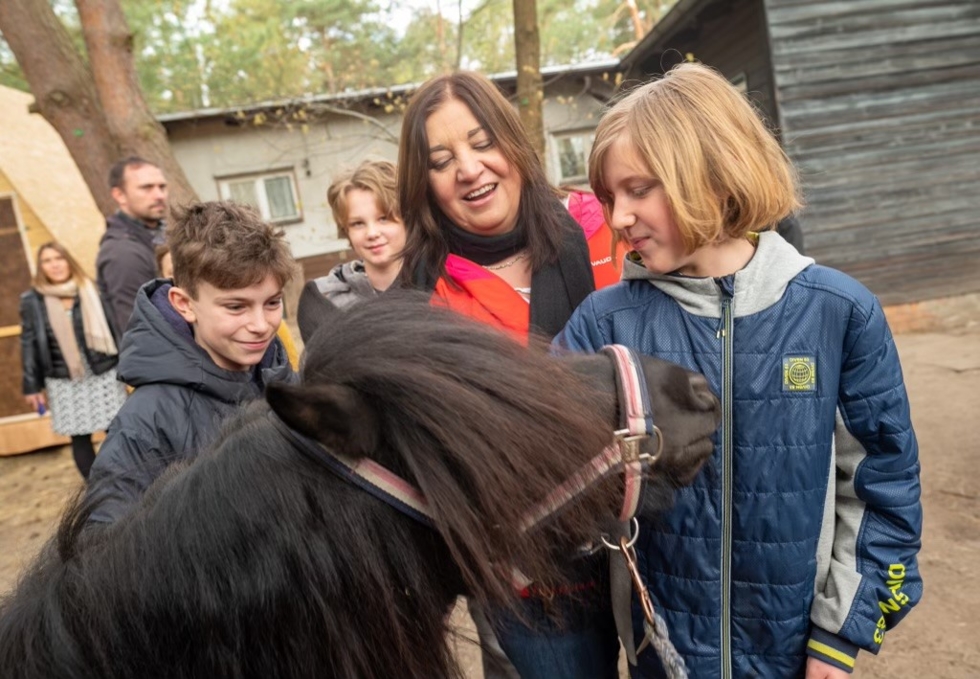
[269,343,685,676]
[269,344,659,534]
[518,344,661,532]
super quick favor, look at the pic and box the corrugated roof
[157,59,622,124]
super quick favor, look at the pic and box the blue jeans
[489,567,620,679]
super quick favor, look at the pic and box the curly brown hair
[167,201,298,298]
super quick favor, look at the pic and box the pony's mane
[295,294,622,603]
[0,294,624,679]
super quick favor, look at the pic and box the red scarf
[432,255,531,342]
[431,192,626,341]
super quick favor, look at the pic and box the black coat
[85,279,296,525]
[19,289,119,395]
[96,211,163,334]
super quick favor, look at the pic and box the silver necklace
[481,251,529,271]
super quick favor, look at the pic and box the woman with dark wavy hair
[398,70,623,341]
[397,71,623,678]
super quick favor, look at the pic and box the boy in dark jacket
[86,201,298,524]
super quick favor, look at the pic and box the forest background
[0,0,676,114]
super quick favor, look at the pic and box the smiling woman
[396,70,626,679]
[397,70,624,341]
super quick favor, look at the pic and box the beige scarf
[34,278,118,380]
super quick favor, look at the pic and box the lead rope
[616,533,689,679]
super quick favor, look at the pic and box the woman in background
[19,242,127,479]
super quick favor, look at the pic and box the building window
[217,170,301,223]
[552,130,595,186]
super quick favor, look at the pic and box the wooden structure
[0,84,106,455]
[620,0,980,305]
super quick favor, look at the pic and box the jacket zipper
[717,291,734,679]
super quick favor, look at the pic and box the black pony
[0,296,719,679]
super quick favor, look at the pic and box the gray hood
[622,231,814,318]
[312,260,377,311]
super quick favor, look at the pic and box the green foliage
[0,0,83,93]
[0,37,29,91]
[1,0,678,110]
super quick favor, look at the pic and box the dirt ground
[1,294,978,677]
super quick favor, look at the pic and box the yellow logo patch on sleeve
[783,356,816,392]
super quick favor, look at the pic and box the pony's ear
[266,382,379,455]
[297,282,341,345]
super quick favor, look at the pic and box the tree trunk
[75,0,197,209]
[0,0,120,215]
[512,0,546,170]
[0,0,198,217]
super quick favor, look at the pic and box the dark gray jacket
[297,261,377,343]
[96,211,164,335]
[86,279,295,524]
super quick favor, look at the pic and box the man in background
[96,157,169,334]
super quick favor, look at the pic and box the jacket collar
[107,210,164,250]
[621,231,814,318]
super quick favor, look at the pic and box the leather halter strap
[269,412,435,529]
[519,345,659,531]
[270,343,657,534]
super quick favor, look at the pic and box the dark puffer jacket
[85,279,295,524]
[19,289,119,394]
[96,211,163,334]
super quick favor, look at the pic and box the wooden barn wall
[627,0,777,125]
[765,0,980,304]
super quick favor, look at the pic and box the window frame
[550,128,596,187]
[215,168,303,225]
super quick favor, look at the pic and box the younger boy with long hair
[557,63,922,678]
[87,201,298,524]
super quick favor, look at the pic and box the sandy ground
[1,296,978,677]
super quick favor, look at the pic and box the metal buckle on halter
[599,517,640,551]
[613,425,664,466]
[613,428,646,463]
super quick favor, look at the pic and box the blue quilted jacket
[556,232,922,678]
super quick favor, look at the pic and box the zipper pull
[715,277,734,338]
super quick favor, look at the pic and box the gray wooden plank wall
[765,0,980,304]
[628,0,780,125]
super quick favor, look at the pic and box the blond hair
[327,160,400,239]
[590,63,801,252]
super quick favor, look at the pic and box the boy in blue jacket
[556,63,922,678]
